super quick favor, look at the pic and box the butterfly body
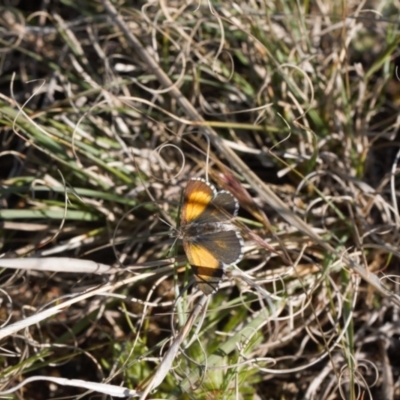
[179,178,243,294]
[181,220,234,239]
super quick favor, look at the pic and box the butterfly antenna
[158,216,180,256]
[168,235,179,256]
[159,216,173,230]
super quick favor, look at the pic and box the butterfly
[179,178,244,294]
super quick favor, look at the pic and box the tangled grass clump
[1,1,400,399]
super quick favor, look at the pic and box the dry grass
[1,0,400,399]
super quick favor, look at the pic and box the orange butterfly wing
[181,179,215,224]
[183,241,223,295]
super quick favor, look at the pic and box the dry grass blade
[0,376,137,398]
[139,295,209,398]
[0,257,115,274]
